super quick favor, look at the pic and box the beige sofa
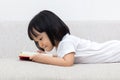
[0,20,120,80]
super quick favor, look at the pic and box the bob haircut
[28,10,70,50]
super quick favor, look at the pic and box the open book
[19,51,38,61]
[19,51,53,61]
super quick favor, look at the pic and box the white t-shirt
[56,34,120,64]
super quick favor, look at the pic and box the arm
[30,52,75,67]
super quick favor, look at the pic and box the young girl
[28,10,120,66]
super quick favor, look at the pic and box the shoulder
[58,34,80,49]
[57,34,78,57]
[61,34,80,43]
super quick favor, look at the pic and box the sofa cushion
[0,58,120,80]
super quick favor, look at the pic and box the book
[19,51,53,61]
[19,51,37,61]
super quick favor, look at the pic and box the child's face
[31,29,54,51]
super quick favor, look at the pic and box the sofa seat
[0,58,120,80]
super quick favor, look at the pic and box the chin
[45,48,53,52]
[45,49,51,52]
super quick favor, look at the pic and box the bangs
[28,27,42,40]
[31,28,39,37]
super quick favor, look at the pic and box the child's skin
[29,28,75,66]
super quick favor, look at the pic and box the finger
[29,56,33,60]
[29,53,36,60]
[37,50,44,53]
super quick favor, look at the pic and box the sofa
[0,20,120,80]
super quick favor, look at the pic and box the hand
[29,53,53,62]
[29,53,41,61]
[37,50,45,54]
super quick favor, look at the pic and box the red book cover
[19,51,54,61]
[19,51,37,61]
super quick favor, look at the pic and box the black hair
[28,10,70,51]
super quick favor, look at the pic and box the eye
[39,37,43,40]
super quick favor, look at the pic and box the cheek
[45,38,52,45]
[46,40,53,46]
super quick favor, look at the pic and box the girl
[28,10,120,66]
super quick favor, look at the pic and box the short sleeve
[57,41,75,58]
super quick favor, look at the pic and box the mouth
[42,46,47,51]
[42,46,53,52]
[44,47,51,51]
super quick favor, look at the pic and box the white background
[0,0,120,21]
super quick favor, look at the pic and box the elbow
[65,64,73,67]
[62,62,74,67]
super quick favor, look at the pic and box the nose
[34,41,44,51]
[38,41,44,48]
